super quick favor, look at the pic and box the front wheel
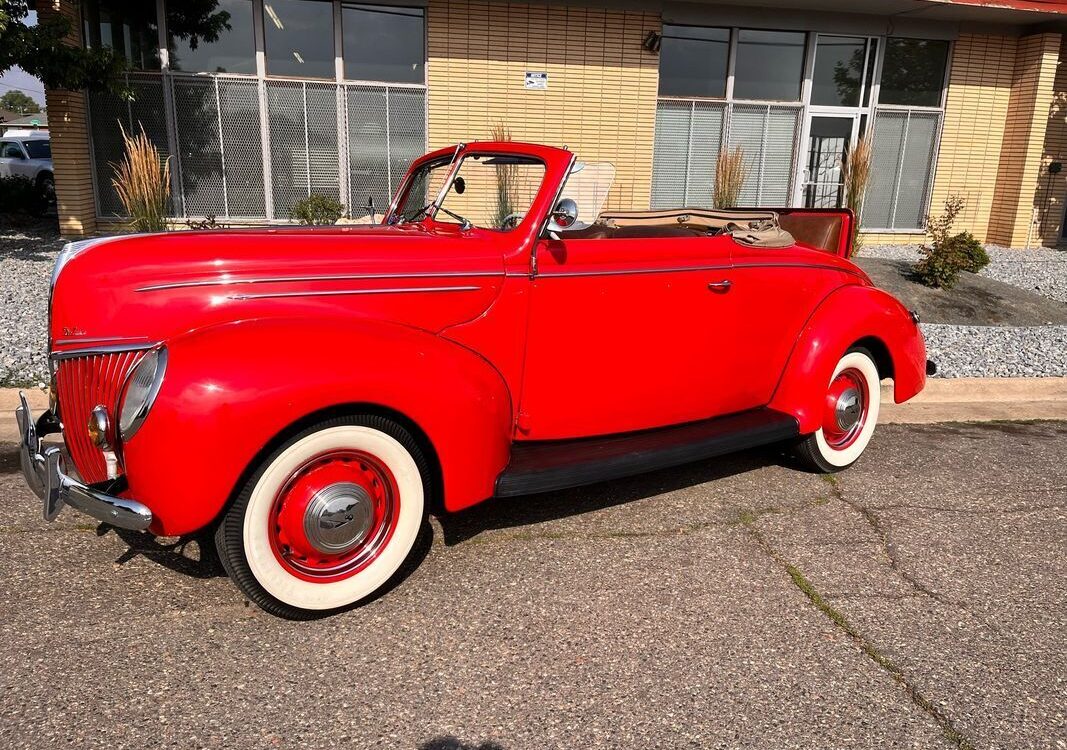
[215,415,430,618]
[793,348,881,473]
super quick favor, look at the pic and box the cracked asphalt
[1,422,1065,749]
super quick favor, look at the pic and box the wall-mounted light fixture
[643,31,661,53]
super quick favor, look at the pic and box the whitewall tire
[794,348,881,472]
[215,415,430,619]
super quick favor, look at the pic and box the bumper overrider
[15,391,153,531]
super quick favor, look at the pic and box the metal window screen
[88,72,425,221]
[345,85,426,219]
[728,104,800,207]
[650,100,725,208]
[651,100,798,209]
[87,74,170,217]
[865,109,940,230]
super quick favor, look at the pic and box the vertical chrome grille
[54,350,147,484]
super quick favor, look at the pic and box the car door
[0,141,23,178]
[517,231,746,440]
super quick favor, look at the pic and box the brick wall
[426,0,660,213]
[1035,36,1067,246]
[37,0,97,238]
[988,32,1061,247]
[929,33,1019,244]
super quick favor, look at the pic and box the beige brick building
[29,0,1067,247]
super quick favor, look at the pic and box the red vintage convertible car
[17,141,927,618]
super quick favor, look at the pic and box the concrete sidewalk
[3,378,1065,443]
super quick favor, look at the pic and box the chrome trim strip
[135,270,503,292]
[52,335,153,346]
[535,262,862,279]
[228,285,482,301]
[50,342,160,361]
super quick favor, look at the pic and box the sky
[0,11,47,107]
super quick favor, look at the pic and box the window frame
[651,25,951,230]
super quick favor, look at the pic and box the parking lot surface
[2,422,1065,749]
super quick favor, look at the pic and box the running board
[495,408,799,498]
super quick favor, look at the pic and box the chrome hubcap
[835,387,863,432]
[303,482,374,555]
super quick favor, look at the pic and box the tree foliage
[0,0,125,92]
[0,0,234,94]
[0,89,40,113]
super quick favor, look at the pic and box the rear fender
[769,285,926,434]
[121,316,513,536]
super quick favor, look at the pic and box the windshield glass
[393,152,546,231]
[22,139,51,159]
[557,161,615,226]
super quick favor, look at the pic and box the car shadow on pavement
[107,525,227,579]
[419,737,506,750]
[437,444,795,547]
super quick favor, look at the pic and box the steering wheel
[500,212,525,231]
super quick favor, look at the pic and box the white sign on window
[524,71,548,90]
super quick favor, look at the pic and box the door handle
[707,280,732,293]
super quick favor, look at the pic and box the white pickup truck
[0,129,54,202]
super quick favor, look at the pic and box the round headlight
[119,347,167,441]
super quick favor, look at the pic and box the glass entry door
[802,115,856,209]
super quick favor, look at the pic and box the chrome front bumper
[15,391,153,531]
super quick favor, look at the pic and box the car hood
[49,224,506,353]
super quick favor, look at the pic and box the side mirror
[547,198,579,232]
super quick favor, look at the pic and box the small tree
[111,123,170,233]
[714,147,747,209]
[841,135,872,257]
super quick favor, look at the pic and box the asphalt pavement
[2,422,1065,749]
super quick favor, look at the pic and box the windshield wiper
[436,205,472,230]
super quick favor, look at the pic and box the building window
[264,0,336,78]
[862,37,948,230]
[652,26,803,209]
[865,109,942,230]
[341,4,425,83]
[167,0,256,75]
[82,0,160,70]
[879,38,949,107]
[733,30,805,101]
[658,25,730,99]
[811,35,874,108]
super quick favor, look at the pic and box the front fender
[769,284,926,434]
[122,316,513,536]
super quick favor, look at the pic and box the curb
[1,379,1065,443]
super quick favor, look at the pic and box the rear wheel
[793,348,880,473]
[215,415,429,618]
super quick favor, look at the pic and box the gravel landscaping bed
[0,227,64,387]
[922,323,1067,378]
[861,243,1067,305]
[862,243,1067,377]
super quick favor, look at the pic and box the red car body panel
[47,141,926,534]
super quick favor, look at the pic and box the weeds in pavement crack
[832,478,1003,636]
[738,515,976,750]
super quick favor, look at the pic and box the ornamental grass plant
[111,123,171,233]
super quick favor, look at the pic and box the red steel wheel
[215,415,429,618]
[269,449,400,583]
[794,348,881,472]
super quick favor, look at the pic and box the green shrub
[914,195,966,289]
[0,175,48,216]
[949,231,990,273]
[292,194,345,225]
